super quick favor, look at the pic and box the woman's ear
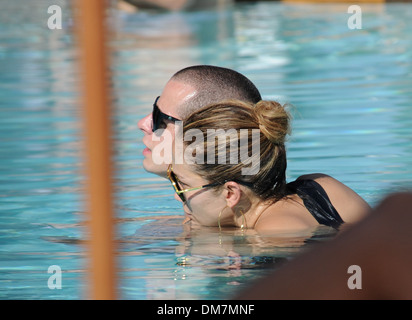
[224,182,242,209]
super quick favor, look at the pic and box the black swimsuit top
[287,179,344,229]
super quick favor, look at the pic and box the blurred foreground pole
[75,0,117,299]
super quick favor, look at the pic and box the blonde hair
[182,99,291,202]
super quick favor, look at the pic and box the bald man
[138,65,262,177]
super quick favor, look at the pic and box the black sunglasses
[152,96,180,132]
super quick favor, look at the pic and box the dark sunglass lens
[170,171,181,191]
[152,103,160,132]
[170,171,186,202]
[178,191,186,202]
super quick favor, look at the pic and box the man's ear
[224,182,242,209]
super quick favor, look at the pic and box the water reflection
[119,216,338,299]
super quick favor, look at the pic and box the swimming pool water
[1,0,412,299]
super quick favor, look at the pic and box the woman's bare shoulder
[254,195,319,233]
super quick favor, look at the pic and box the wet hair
[182,99,291,202]
[171,65,262,118]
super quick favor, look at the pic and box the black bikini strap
[287,179,344,229]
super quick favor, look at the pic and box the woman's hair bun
[254,100,290,144]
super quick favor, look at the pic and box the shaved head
[171,65,262,118]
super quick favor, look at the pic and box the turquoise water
[1,1,412,299]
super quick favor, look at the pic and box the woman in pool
[167,100,370,232]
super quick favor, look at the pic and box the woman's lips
[183,216,192,224]
[183,212,193,225]
[143,147,151,156]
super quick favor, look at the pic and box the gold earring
[218,205,228,231]
[239,210,247,231]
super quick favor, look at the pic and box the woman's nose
[137,113,152,134]
[174,192,183,203]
